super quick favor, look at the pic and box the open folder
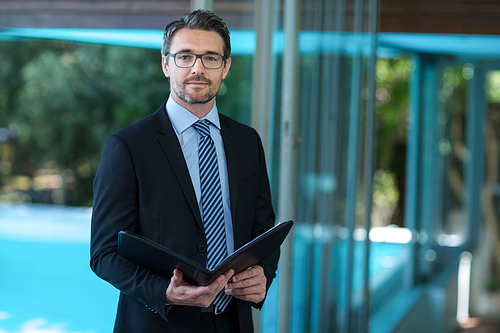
[118,220,293,286]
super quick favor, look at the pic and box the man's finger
[227,269,265,290]
[225,284,265,296]
[225,285,266,304]
[170,269,187,288]
[231,266,262,283]
[172,268,182,280]
[203,269,235,295]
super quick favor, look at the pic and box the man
[90,9,279,333]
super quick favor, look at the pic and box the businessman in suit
[90,9,279,333]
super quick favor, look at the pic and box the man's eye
[204,55,219,62]
[178,54,193,61]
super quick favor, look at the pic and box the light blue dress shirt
[165,95,234,255]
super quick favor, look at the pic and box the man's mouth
[187,81,208,85]
[185,76,211,86]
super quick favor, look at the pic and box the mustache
[184,75,212,84]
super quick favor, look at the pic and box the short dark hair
[161,9,231,59]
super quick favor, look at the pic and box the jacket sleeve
[90,134,171,320]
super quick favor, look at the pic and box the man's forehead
[170,28,225,54]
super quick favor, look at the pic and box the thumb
[172,269,183,284]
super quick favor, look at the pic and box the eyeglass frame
[165,52,227,69]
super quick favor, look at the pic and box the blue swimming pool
[0,203,410,333]
[0,203,117,333]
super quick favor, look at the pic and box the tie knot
[193,120,211,137]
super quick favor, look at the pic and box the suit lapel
[220,116,239,231]
[153,105,203,229]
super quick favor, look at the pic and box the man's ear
[162,56,170,78]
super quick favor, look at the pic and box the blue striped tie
[193,120,232,311]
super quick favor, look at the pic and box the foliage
[374,58,411,226]
[0,39,252,206]
[371,169,399,227]
[487,70,500,103]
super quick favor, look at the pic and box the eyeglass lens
[174,53,223,69]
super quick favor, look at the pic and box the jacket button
[198,245,207,253]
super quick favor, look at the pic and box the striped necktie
[193,120,232,311]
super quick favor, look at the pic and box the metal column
[277,0,300,332]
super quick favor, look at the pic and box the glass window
[481,68,500,305]
[436,64,468,247]
[260,0,379,331]
[212,0,255,125]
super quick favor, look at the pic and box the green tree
[374,58,410,226]
[0,39,252,206]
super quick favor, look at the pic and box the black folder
[118,220,293,286]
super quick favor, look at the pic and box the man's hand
[165,268,234,307]
[224,265,267,304]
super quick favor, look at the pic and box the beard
[172,75,220,105]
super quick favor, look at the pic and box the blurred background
[1,0,500,332]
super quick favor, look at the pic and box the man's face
[162,28,231,109]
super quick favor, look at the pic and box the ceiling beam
[380,0,500,35]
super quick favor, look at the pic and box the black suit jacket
[90,102,279,333]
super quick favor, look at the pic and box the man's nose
[191,57,205,74]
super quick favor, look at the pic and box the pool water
[0,204,410,333]
[0,204,117,333]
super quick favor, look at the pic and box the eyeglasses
[166,53,226,69]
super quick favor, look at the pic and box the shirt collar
[165,94,221,134]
